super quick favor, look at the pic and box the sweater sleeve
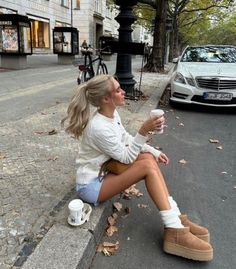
[141,143,162,158]
[91,126,147,164]
[113,113,162,159]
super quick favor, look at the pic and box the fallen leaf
[48,129,58,135]
[178,159,187,164]
[97,241,119,256]
[107,216,116,226]
[209,139,219,143]
[113,202,122,212]
[138,204,148,208]
[35,130,45,135]
[122,193,131,200]
[106,225,118,237]
[125,184,143,197]
[47,156,58,161]
[0,154,6,160]
[216,146,223,150]
[122,207,131,219]
[112,213,118,220]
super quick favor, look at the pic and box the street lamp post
[115,0,138,96]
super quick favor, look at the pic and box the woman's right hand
[139,115,165,136]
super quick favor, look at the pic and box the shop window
[76,0,80,9]
[31,20,49,48]
[19,23,32,53]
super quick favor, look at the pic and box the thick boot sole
[164,241,213,261]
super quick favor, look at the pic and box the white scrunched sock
[160,208,184,228]
[168,196,181,216]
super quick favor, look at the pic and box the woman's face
[108,78,126,107]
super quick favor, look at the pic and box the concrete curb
[19,65,173,269]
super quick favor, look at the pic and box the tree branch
[137,0,157,8]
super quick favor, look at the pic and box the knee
[138,153,158,168]
[136,158,157,172]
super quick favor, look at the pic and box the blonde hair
[61,74,114,139]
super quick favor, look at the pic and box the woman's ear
[102,95,111,104]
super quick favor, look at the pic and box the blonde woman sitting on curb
[62,74,213,261]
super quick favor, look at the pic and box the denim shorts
[76,176,104,205]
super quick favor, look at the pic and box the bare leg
[98,153,171,211]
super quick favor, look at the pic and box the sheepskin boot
[168,197,210,242]
[179,214,210,242]
[164,227,213,261]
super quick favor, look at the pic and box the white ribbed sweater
[76,110,161,184]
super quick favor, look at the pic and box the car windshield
[181,46,236,63]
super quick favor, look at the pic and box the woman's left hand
[158,152,169,165]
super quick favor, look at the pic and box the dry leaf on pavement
[97,241,120,256]
[209,139,219,143]
[178,159,187,164]
[0,154,6,160]
[138,204,148,208]
[48,129,58,135]
[106,225,118,237]
[113,202,122,211]
[107,215,116,226]
[122,206,131,219]
[34,130,45,135]
[125,184,143,197]
[47,156,58,161]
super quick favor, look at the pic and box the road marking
[0,78,75,102]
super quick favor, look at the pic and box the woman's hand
[139,115,165,136]
[158,152,169,166]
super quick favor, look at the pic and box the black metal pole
[71,0,73,27]
[115,0,138,96]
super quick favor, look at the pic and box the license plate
[203,92,233,100]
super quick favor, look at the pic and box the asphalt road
[90,103,236,269]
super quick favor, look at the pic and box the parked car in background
[170,45,236,107]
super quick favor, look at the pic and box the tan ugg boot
[179,214,210,242]
[164,227,213,261]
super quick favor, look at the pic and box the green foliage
[175,0,236,47]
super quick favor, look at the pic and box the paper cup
[68,199,84,224]
[150,109,164,134]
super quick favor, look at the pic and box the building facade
[0,0,119,54]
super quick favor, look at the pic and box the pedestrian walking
[144,42,150,63]
[62,74,213,261]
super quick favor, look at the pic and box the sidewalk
[0,56,173,269]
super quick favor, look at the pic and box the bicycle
[76,46,108,85]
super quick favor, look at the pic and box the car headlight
[174,72,186,84]
[185,77,195,86]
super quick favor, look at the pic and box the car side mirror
[172,57,179,63]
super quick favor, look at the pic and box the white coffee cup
[150,109,165,134]
[68,199,84,225]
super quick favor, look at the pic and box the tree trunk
[143,0,167,72]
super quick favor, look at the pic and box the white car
[170,45,236,107]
